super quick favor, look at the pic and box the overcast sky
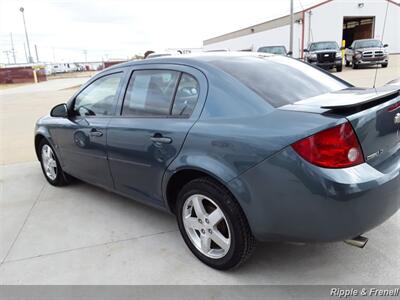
[0,0,337,63]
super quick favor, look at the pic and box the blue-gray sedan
[35,53,400,270]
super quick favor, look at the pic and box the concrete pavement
[0,77,90,165]
[0,162,399,284]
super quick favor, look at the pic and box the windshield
[309,42,338,51]
[258,46,286,55]
[209,55,350,107]
[354,40,382,49]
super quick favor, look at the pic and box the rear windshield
[209,55,350,107]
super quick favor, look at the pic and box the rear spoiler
[321,88,399,110]
[280,86,400,115]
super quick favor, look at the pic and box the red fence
[0,67,47,84]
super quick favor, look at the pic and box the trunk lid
[281,86,400,170]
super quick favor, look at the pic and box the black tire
[336,65,342,72]
[38,139,69,186]
[382,63,388,68]
[176,177,255,270]
[345,59,350,67]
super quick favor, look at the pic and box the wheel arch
[164,167,238,215]
[34,127,55,161]
[34,134,47,161]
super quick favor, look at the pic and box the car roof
[106,52,275,71]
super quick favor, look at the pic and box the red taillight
[388,101,400,112]
[292,122,364,169]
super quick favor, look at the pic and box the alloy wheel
[182,194,231,259]
[41,144,58,180]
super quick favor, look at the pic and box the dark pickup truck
[304,41,343,72]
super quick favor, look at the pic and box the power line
[372,0,389,88]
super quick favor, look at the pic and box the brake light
[388,101,400,112]
[292,122,364,168]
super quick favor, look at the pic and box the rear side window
[209,56,349,107]
[122,70,180,116]
[172,73,199,116]
[122,70,199,117]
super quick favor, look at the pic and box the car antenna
[372,0,389,89]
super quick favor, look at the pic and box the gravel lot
[0,56,399,284]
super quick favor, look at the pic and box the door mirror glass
[383,44,388,47]
[348,46,352,50]
[287,51,293,56]
[50,103,68,118]
[303,49,309,53]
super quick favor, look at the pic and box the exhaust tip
[344,235,368,249]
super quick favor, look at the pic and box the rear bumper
[229,146,400,242]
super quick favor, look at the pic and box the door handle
[151,133,172,144]
[90,128,103,137]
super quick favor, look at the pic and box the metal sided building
[203,0,400,58]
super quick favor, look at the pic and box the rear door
[107,64,207,206]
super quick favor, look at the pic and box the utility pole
[23,43,28,63]
[308,11,313,44]
[20,7,33,63]
[10,33,17,64]
[35,44,39,62]
[289,0,294,56]
[3,50,11,64]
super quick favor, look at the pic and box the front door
[107,66,205,206]
[52,71,125,188]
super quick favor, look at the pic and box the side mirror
[287,51,293,56]
[340,46,345,50]
[50,103,68,118]
[348,46,352,50]
[383,44,388,47]
[303,49,309,53]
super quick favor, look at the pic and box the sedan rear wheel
[182,194,231,259]
[176,177,255,270]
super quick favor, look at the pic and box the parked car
[304,41,343,72]
[35,53,400,270]
[345,39,389,69]
[257,45,292,56]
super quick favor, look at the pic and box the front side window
[122,70,180,116]
[73,72,122,116]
